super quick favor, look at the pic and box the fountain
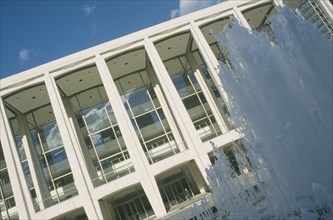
[204,5,332,220]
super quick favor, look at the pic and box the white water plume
[205,5,332,220]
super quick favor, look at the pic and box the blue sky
[0,0,220,79]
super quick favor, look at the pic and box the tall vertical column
[0,98,32,219]
[61,97,99,186]
[273,0,284,7]
[232,6,252,30]
[317,0,333,22]
[16,114,52,209]
[146,65,186,152]
[186,52,228,133]
[144,37,212,184]
[44,72,103,220]
[189,21,230,110]
[95,54,167,217]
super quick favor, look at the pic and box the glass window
[69,85,134,187]
[126,87,154,116]
[171,73,195,98]
[8,118,38,211]
[26,105,78,207]
[164,55,222,142]
[112,69,182,164]
[136,111,160,130]
[110,188,155,220]
[157,168,200,211]
[0,144,18,219]
[193,50,231,118]
[38,122,63,152]
[82,103,111,134]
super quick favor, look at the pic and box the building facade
[296,0,333,39]
[1,0,332,219]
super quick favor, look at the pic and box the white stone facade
[1,0,330,219]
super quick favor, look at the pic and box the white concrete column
[185,52,228,133]
[189,21,230,110]
[16,114,52,209]
[144,37,212,186]
[98,199,113,219]
[95,54,167,217]
[317,0,333,23]
[273,0,284,7]
[188,161,209,193]
[146,65,186,152]
[61,97,99,186]
[44,72,103,220]
[232,6,252,30]
[0,98,32,219]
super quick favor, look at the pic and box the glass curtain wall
[0,143,19,220]
[114,70,181,164]
[69,85,134,186]
[25,104,78,206]
[156,168,200,211]
[192,50,231,122]
[209,142,252,177]
[199,17,233,70]
[198,17,233,119]
[209,42,233,70]
[8,118,38,211]
[3,83,78,211]
[109,187,155,220]
[163,55,222,142]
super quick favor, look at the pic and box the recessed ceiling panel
[33,105,55,126]
[164,58,184,76]
[119,72,144,94]
[56,65,102,97]
[155,32,190,61]
[200,17,231,45]
[106,48,146,80]
[242,3,276,28]
[5,84,50,114]
[76,87,102,110]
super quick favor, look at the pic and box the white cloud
[83,104,109,133]
[171,9,180,19]
[18,48,30,64]
[82,2,96,16]
[171,0,221,19]
[90,22,97,36]
[46,124,63,150]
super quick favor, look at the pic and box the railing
[91,159,134,187]
[33,185,78,212]
[297,0,333,39]
[0,205,18,220]
[146,142,181,163]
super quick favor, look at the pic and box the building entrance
[157,168,199,211]
[109,188,154,220]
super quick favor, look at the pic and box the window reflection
[39,122,63,152]
[70,86,134,187]
[9,118,38,211]
[82,103,111,133]
[27,104,78,207]
[0,144,19,220]
[126,87,153,116]
[165,55,222,142]
[110,187,155,220]
[192,50,231,118]
[113,70,182,164]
